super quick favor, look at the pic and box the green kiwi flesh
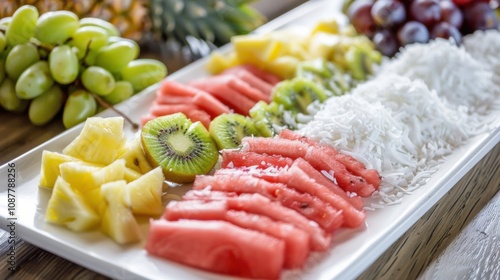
[141,113,219,183]
[296,59,351,96]
[249,101,292,137]
[209,113,260,150]
[271,77,329,114]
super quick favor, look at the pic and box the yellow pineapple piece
[45,176,100,232]
[124,167,142,183]
[117,137,153,175]
[39,151,79,189]
[232,34,273,66]
[59,159,126,194]
[124,167,165,216]
[265,56,301,79]
[63,117,126,165]
[101,180,142,244]
[205,51,240,75]
[311,19,340,35]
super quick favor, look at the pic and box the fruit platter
[1,0,499,279]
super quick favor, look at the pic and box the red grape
[452,0,474,7]
[463,2,499,32]
[348,0,378,38]
[371,0,407,28]
[372,30,400,56]
[397,21,430,46]
[410,0,441,27]
[430,22,462,44]
[439,1,464,28]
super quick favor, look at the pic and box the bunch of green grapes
[0,5,168,128]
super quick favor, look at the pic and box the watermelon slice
[164,200,310,269]
[185,190,331,251]
[149,104,212,129]
[286,162,366,228]
[145,219,285,279]
[191,75,269,103]
[224,64,282,85]
[158,79,197,97]
[279,129,382,188]
[192,92,231,118]
[154,94,194,105]
[190,78,256,115]
[194,173,343,232]
[220,150,293,169]
[222,68,275,96]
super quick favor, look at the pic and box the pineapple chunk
[101,180,142,244]
[311,19,340,35]
[116,137,153,175]
[45,176,100,231]
[124,167,142,183]
[63,117,126,165]
[124,167,165,216]
[39,151,79,188]
[59,159,126,195]
[265,56,301,79]
[205,51,240,74]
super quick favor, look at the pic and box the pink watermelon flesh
[242,136,376,197]
[221,150,294,169]
[279,129,382,188]
[190,78,256,115]
[222,68,274,96]
[154,94,194,105]
[293,157,364,210]
[145,219,285,279]
[224,74,269,102]
[159,79,197,97]
[195,173,343,233]
[185,190,331,251]
[192,91,231,118]
[164,200,310,269]
[225,64,282,85]
[286,162,366,228]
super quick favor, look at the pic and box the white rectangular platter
[1,1,499,279]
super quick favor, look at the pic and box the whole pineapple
[0,0,265,46]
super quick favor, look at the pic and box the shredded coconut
[463,29,500,87]
[377,38,499,112]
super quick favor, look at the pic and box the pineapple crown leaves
[150,0,266,47]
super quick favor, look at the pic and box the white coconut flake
[377,38,499,112]
[463,29,500,87]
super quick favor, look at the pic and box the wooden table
[0,2,499,279]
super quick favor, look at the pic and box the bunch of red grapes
[348,0,500,56]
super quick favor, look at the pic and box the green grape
[70,26,108,59]
[0,32,6,53]
[28,85,63,125]
[0,78,23,111]
[49,45,78,85]
[5,5,39,46]
[0,17,12,27]
[83,49,98,66]
[79,17,120,37]
[121,59,168,92]
[16,61,54,99]
[102,80,134,104]
[0,58,5,85]
[5,43,40,80]
[95,40,139,73]
[34,11,79,45]
[81,66,115,96]
[63,89,97,129]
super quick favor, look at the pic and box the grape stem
[92,93,140,130]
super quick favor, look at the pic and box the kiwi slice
[345,45,382,81]
[271,77,329,114]
[249,101,295,137]
[141,113,219,184]
[209,113,260,150]
[296,59,351,96]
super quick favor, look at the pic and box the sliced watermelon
[164,200,310,269]
[145,219,285,279]
[293,157,364,210]
[154,94,194,105]
[190,78,256,115]
[286,162,366,228]
[220,150,294,169]
[225,64,282,86]
[241,137,309,159]
[279,129,382,188]
[192,91,231,118]
[158,79,197,97]
[222,68,274,96]
[187,189,331,251]
[194,173,343,232]
[150,104,200,116]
